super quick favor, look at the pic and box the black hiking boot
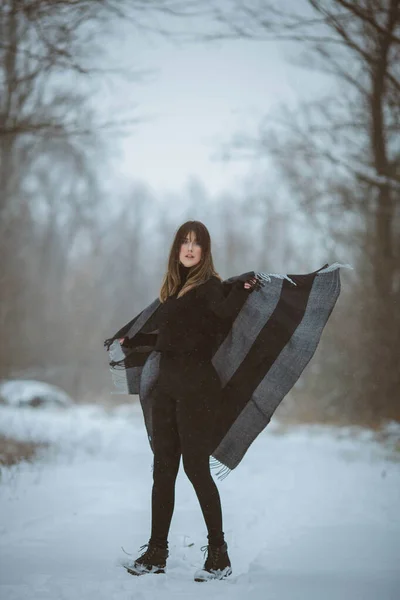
[194,541,232,582]
[123,542,169,576]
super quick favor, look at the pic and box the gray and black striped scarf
[104,262,351,479]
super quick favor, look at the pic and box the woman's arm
[200,276,253,320]
[119,306,161,347]
[121,332,157,348]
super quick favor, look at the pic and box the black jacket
[124,265,250,360]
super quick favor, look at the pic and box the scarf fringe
[109,359,127,368]
[256,271,297,286]
[149,457,232,480]
[316,262,354,274]
[256,262,353,286]
[209,456,232,481]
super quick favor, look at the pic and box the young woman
[118,221,263,582]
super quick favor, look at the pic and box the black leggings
[149,353,225,549]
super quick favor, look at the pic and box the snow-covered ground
[0,379,73,408]
[0,401,399,600]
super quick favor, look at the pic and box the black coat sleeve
[199,276,250,320]
[123,305,161,347]
[123,332,158,348]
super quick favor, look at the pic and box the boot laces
[138,542,167,559]
[138,543,156,559]
[200,544,223,570]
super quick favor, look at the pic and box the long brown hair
[159,221,222,302]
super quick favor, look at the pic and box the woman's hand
[104,337,129,349]
[244,275,265,292]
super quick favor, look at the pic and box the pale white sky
[106,16,331,198]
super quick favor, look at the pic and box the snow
[0,380,73,408]
[0,401,399,600]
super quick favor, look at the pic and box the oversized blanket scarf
[104,262,351,479]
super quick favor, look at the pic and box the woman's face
[179,231,202,267]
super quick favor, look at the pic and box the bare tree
[0,0,225,385]
[178,0,400,422]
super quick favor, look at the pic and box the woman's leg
[176,364,225,548]
[149,387,181,548]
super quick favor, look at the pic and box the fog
[1,1,399,596]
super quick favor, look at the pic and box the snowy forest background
[1,2,399,598]
[1,0,399,426]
